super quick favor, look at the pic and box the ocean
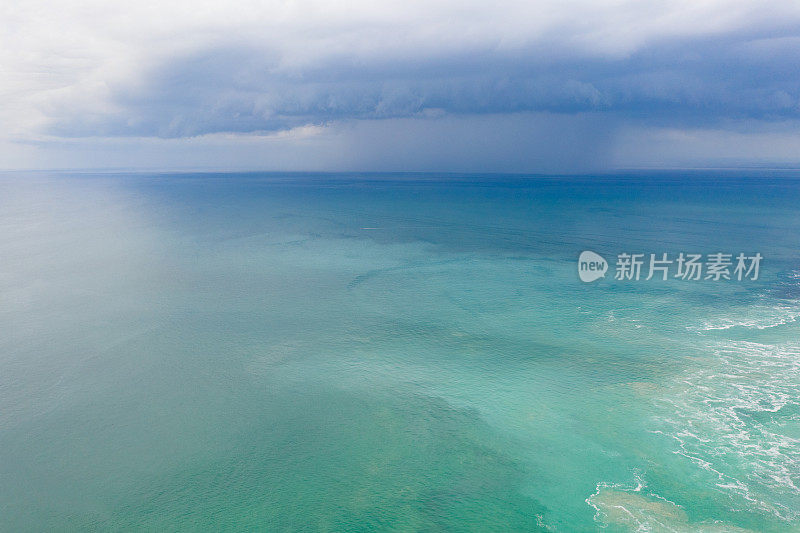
[1,172,799,531]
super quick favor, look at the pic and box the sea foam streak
[589,292,800,531]
[654,339,800,522]
[587,474,756,532]
[690,302,800,332]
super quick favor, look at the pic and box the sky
[2,0,800,172]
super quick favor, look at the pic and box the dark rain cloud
[44,25,800,139]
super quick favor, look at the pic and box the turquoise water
[1,172,799,531]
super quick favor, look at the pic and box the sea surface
[1,172,799,531]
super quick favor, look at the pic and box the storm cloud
[3,0,800,170]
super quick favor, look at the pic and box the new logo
[578,251,607,282]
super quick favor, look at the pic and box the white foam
[653,340,800,521]
[691,305,800,331]
[586,475,757,532]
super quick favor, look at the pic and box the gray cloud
[4,0,800,170]
[42,24,800,141]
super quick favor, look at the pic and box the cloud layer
[2,0,800,170]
